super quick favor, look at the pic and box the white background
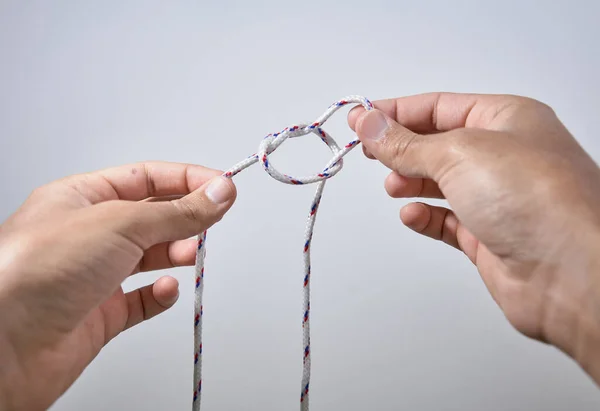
[1,1,599,410]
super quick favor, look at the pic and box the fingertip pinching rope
[193,96,374,410]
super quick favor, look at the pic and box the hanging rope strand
[192,96,374,410]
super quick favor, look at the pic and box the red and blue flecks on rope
[193,231,206,408]
[191,96,373,411]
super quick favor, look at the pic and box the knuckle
[430,130,472,182]
[385,129,418,170]
[501,95,555,115]
[172,197,210,226]
[100,201,155,247]
[29,184,52,201]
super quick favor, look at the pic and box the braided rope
[193,96,374,410]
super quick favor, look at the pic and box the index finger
[58,161,222,204]
[348,92,517,134]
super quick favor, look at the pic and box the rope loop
[193,95,373,411]
[255,95,374,185]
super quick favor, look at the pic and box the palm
[28,287,128,401]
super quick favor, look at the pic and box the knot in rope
[193,95,374,411]
[222,95,373,184]
[257,121,344,185]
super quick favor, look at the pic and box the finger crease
[439,208,451,242]
[184,164,193,193]
[142,163,157,198]
[138,254,146,272]
[167,243,176,268]
[138,287,148,321]
[98,174,120,200]
[431,93,442,131]
[416,178,425,197]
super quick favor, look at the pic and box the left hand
[0,161,237,411]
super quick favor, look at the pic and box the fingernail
[360,110,389,141]
[205,177,233,204]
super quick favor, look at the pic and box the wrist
[574,245,600,384]
[0,287,43,411]
[546,228,600,385]
[0,333,18,411]
[0,325,52,411]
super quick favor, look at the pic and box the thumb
[126,176,237,246]
[355,109,448,179]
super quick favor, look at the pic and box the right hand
[348,93,600,383]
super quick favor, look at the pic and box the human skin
[348,92,600,385]
[1,92,600,410]
[0,163,236,410]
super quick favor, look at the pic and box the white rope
[193,96,374,410]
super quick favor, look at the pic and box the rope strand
[192,96,374,410]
